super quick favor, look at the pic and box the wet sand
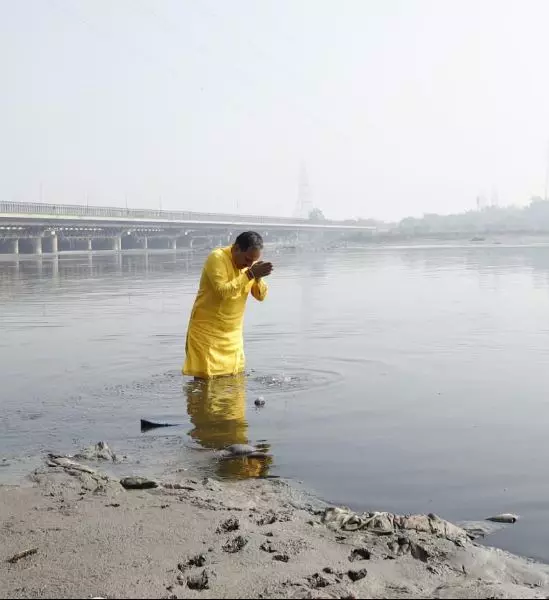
[1,450,549,599]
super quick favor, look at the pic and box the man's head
[232,231,263,269]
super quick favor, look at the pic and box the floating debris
[140,419,182,432]
[219,444,270,460]
[460,520,505,538]
[486,514,519,524]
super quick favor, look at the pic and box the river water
[2,245,549,561]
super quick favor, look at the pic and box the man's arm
[251,278,268,302]
[204,252,250,300]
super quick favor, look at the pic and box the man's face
[233,245,261,269]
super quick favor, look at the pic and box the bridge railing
[0,201,319,225]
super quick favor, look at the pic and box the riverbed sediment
[1,446,548,599]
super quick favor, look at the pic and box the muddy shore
[1,447,549,599]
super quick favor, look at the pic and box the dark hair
[235,231,263,251]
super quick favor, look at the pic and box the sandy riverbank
[1,448,549,599]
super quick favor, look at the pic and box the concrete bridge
[0,201,375,255]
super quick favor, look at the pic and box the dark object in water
[219,444,270,460]
[486,513,519,524]
[140,419,181,432]
[254,396,266,407]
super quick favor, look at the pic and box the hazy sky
[2,0,549,220]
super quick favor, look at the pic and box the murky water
[2,246,549,561]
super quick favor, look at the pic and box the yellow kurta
[183,246,268,379]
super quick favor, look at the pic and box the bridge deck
[0,201,375,231]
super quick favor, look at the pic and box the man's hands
[249,261,273,279]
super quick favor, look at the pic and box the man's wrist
[247,268,255,280]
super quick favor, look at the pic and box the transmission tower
[293,162,313,218]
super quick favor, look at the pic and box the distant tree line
[396,197,549,235]
[308,197,549,236]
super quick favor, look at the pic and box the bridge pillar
[31,237,42,255]
[169,239,177,251]
[112,236,122,252]
[143,236,148,250]
[87,238,93,252]
[50,235,58,254]
[9,239,19,255]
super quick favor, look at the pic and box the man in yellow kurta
[183,231,273,379]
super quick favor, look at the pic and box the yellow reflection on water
[184,374,272,479]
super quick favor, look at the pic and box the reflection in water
[0,252,198,286]
[184,375,272,479]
